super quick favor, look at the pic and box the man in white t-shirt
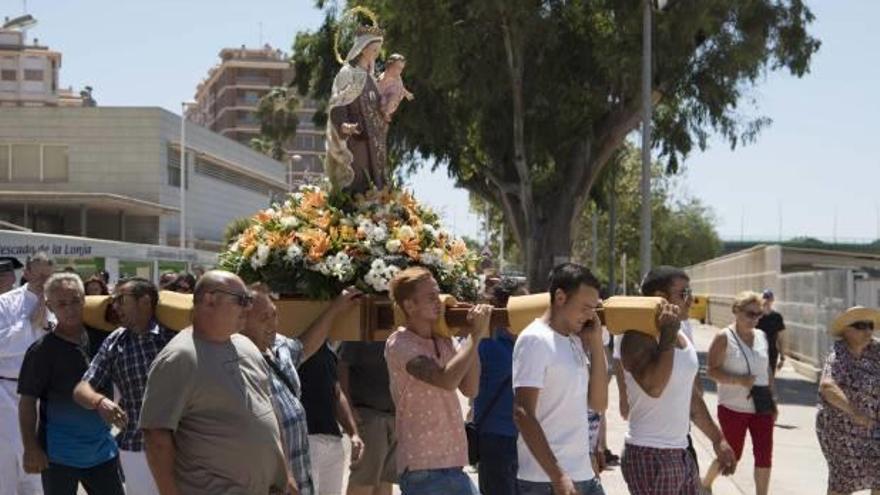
[512,263,608,495]
[619,266,736,495]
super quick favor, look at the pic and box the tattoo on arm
[405,356,443,386]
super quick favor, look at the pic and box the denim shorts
[517,478,605,495]
[399,467,478,495]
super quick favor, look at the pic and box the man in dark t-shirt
[18,273,123,494]
[757,289,786,381]
[299,342,363,495]
[339,341,397,495]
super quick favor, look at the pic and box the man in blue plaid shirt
[73,278,174,495]
[242,283,361,495]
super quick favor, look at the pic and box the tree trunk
[523,189,580,292]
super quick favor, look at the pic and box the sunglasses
[210,289,254,307]
[110,292,138,305]
[850,321,875,331]
[744,310,763,319]
[680,288,693,300]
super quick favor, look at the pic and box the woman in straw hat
[816,306,880,495]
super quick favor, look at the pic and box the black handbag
[728,328,776,415]
[465,375,511,465]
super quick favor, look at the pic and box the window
[242,91,260,104]
[195,156,283,197]
[239,112,258,125]
[11,144,40,181]
[167,147,189,188]
[0,70,15,81]
[0,145,8,181]
[42,145,68,181]
[23,69,43,82]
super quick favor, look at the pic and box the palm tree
[250,86,300,161]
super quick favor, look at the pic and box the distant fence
[775,269,852,369]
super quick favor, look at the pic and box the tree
[291,0,819,290]
[250,86,300,161]
[573,146,722,293]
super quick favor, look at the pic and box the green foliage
[289,0,818,286]
[251,87,300,161]
[573,147,722,291]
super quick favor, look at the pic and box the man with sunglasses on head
[72,278,174,495]
[619,266,736,495]
[138,270,295,495]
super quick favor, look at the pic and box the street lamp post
[639,0,653,279]
[287,153,303,192]
[179,101,195,250]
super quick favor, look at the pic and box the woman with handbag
[816,306,880,495]
[702,291,775,495]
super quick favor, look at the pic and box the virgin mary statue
[325,25,388,195]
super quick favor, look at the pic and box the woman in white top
[703,291,775,495]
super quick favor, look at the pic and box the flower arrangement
[218,185,481,300]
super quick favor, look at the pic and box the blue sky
[13,0,879,241]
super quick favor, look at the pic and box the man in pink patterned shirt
[384,266,491,495]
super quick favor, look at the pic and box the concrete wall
[0,107,164,201]
[687,245,783,327]
[157,109,286,245]
[0,106,287,247]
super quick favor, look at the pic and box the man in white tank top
[619,266,736,495]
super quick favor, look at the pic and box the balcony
[235,76,270,87]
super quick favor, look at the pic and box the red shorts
[717,404,774,468]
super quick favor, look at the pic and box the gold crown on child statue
[355,24,385,37]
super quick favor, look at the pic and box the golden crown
[355,24,385,37]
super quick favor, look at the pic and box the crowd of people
[0,252,876,495]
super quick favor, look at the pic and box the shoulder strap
[474,374,512,428]
[727,327,752,375]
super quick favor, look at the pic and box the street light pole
[179,102,187,250]
[287,153,302,192]
[639,0,653,279]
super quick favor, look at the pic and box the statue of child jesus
[377,53,414,123]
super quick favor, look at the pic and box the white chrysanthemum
[421,247,444,267]
[280,216,300,229]
[250,244,270,270]
[397,225,416,241]
[421,224,438,239]
[285,244,303,262]
[364,259,400,292]
[228,240,241,253]
[368,225,388,244]
[327,252,355,281]
[385,239,402,253]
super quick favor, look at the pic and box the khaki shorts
[349,407,397,486]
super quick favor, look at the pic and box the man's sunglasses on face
[850,320,874,331]
[210,289,254,307]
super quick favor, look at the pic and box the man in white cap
[0,257,23,295]
[0,251,54,495]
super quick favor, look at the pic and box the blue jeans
[478,433,518,495]
[399,467,478,495]
[517,478,605,495]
